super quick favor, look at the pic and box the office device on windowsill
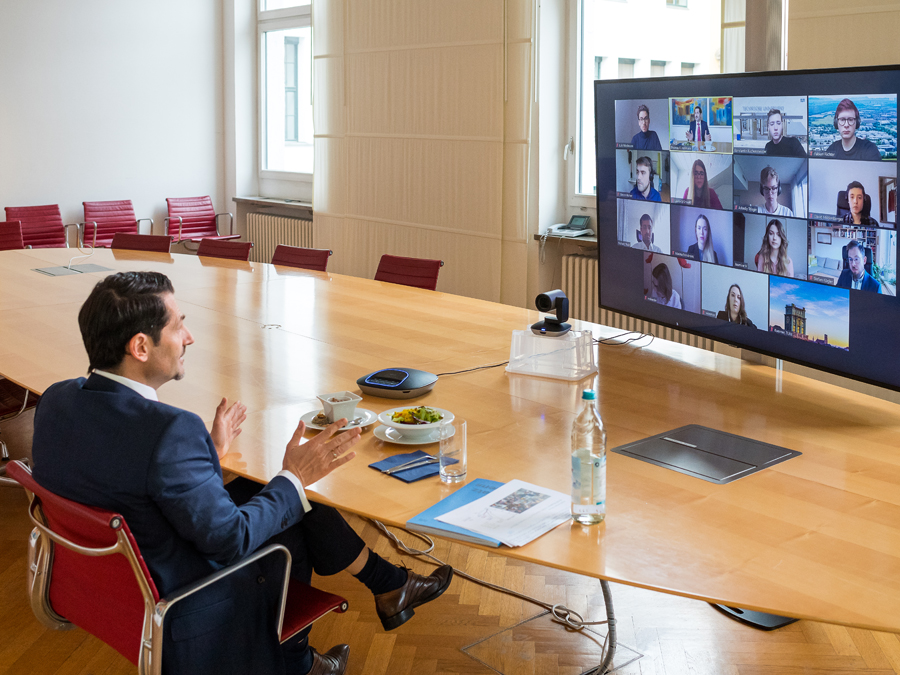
[546,215,592,238]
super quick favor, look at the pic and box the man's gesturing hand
[211,398,248,459]
[283,419,361,487]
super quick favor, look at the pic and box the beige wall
[788,1,900,68]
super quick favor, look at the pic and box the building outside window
[259,1,312,177]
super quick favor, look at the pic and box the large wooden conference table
[3,247,900,637]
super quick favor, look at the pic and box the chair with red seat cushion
[4,205,76,248]
[165,196,238,244]
[374,254,444,291]
[0,221,25,251]
[197,238,253,262]
[81,200,153,248]
[111,233,172,253]
[271,245,332,272]
[6,459,348,675]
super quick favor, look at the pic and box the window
[570,0,747,202]
[259,3,312,178]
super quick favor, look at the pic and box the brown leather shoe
[374,565,453,631]
[307,644,349,675]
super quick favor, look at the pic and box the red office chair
[0,220,25,250]
[197,239,253,262]
[111,233,172,253]
[0,382,36,487]
[271,245,332,272]
[165,196,238,245]
[374,254,444,291]
[5,205,77,248]
[7,460,349,675]
[81,200,153,248]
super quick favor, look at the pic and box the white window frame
[258,4,312,184]
[566,0,596,210]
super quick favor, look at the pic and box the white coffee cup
[316,391,362,424]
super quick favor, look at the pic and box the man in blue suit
[31,272,453,675]
[836,240,881,293]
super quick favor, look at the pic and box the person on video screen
[837,239,881,293]
[758,166,794,217]
[648,263,683,309]
[716,284,756,327]
[683,159,722,209]
[755,219,795,277]
[631,104,662,151]
[632,213,663,252]
[764,109,805,157]
[842,181,879,226]
[685,105,711,143]
[686,214,718,263]
[630,155,661,201]
[826,99,881,161]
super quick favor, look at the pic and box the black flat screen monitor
[595,66,900,391]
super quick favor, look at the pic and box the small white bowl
[316,391,362,424]
[377,406,454,441]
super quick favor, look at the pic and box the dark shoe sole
[379,567,454,631]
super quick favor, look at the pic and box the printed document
[435,479,571,547]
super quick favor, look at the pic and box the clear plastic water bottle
[571,389,606,524]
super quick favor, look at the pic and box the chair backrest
[6,460,159,666]
[271,245,332,272]
[374,254,444,291]
[197,238,253,262]
[0,220,25,251]
[82,200,138,247]
[111,232,172,253]
[5,205,65,248]
[166,196,218,240]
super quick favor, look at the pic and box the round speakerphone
[356,368,438,399]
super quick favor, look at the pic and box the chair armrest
[136,218,154,235]
[163,216,183,242]
[64,222,81,248]
[74,222,98,248]
[215,212,234,236]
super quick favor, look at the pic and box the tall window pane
[263,26,312,173]
[263,0,310,10]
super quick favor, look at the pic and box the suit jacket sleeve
[147,411,303,567]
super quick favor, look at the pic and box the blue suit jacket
[32,374,304,674]
[836,269,880,292]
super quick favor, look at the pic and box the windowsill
[533,233,597,243]
[233,196,313,214]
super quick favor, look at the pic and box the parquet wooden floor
[3,484,900,675]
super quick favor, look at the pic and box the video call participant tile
[668,96,734,154]
[808,222,895,295]
[643,252,701,313]
[733,155,808,218]
[732,96,809,157]
[733,212,808,279]
[616,199,671,253]
[615,99,668,151]
[669,152,733,210]
[671,205,734,266]
[807,158,897,226]
[808,94,897,161]
[768,276,850,351]
[700,264,768,329]
[615,149,670,202]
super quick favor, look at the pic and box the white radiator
[246,214,314,263]
[561,254,714,351]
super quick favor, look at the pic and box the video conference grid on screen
[613,91,899,353]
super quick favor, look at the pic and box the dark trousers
[226,477,367,673]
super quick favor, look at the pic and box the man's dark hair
[847,239,863,255]
[640,213,653,227]
[637,104,650,119]
[847,180,866,197]
[766,108,783,123]
[78,272,174,371]
[635,155,653,173]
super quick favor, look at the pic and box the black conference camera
[531,289,571,337]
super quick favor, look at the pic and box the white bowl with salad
[377,406,453,441]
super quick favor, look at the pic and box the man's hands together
[211,398,248,459]
[283,419,360,487]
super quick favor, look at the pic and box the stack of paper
[435,479,572,547]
